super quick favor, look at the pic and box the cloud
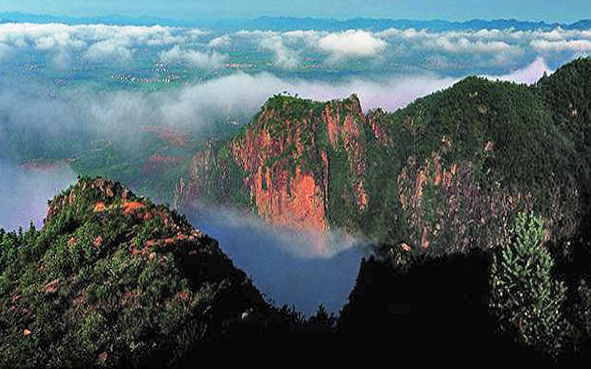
[232,26,591,69]
[151,71,458,125]
[0,53,557,152]
[153,56,554,124]
[0,23,588,71]
[379,27,522,64]
[235,30,315,69]
[84,39,133,62]
[486,57,552,84]
[318,30,387,61]
[187,29,210,39]
[159,46,228,69]
[430,38,516,54]
[0,23,193,65]
[531,39,591,53]
[207,35,231,48]
[259,36,300,69]
[374,26,591,67]
[0,42,11,61]
[237,29,389,65]
[0,161,76,231]
[0,69,496,147]
[187,206,368,314]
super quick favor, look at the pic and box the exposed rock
[45,279,60,294]
[181,94,368,234]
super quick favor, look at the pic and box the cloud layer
[0,55,550,162]
[0,23,191,66]
[318,30,387,61]
[0,22,589,71]
[159,46,228,69]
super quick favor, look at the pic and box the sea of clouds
[0,23,588,70]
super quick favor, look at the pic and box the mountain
[536,57,591,208]
[337,249,549,363]
[0,12,589,31]
[175,94,368,234]
[179,58,591,254]
[565,19,591,30]
[336,234,591,363]
[242,16,567,32]
[0,11,195,27]
[0,177,313,368]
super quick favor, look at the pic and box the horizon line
[0,11,588,26]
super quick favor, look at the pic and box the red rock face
[251,164,328,230]
[182,95,369,233]
[228,109,330,231]
[186,144,214,196]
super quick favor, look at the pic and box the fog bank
[0,161,76,230]
[188,206,370,315]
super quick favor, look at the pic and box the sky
[0,0,589,23]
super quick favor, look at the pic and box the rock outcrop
[180,94,369,232]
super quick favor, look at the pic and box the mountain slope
[362,72,579,252]
[537,58,591,213]
[0,178,277,368]
[181,58,591,254]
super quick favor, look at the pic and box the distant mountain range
[1,12,590,31]
[241,16,591,32]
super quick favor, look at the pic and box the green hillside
[0,178,274,368]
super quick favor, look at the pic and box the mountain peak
[2,177,275,367]
[546,56,591,79]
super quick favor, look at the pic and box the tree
[307,304,337,333]
[570,278,591,351]
[489,213,567,356]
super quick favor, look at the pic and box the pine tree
[572,279,591,348]
[308,304,337,333]
[489,213,567,356]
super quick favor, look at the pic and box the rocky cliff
[178,94,369,232]
[180,58,591,254]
